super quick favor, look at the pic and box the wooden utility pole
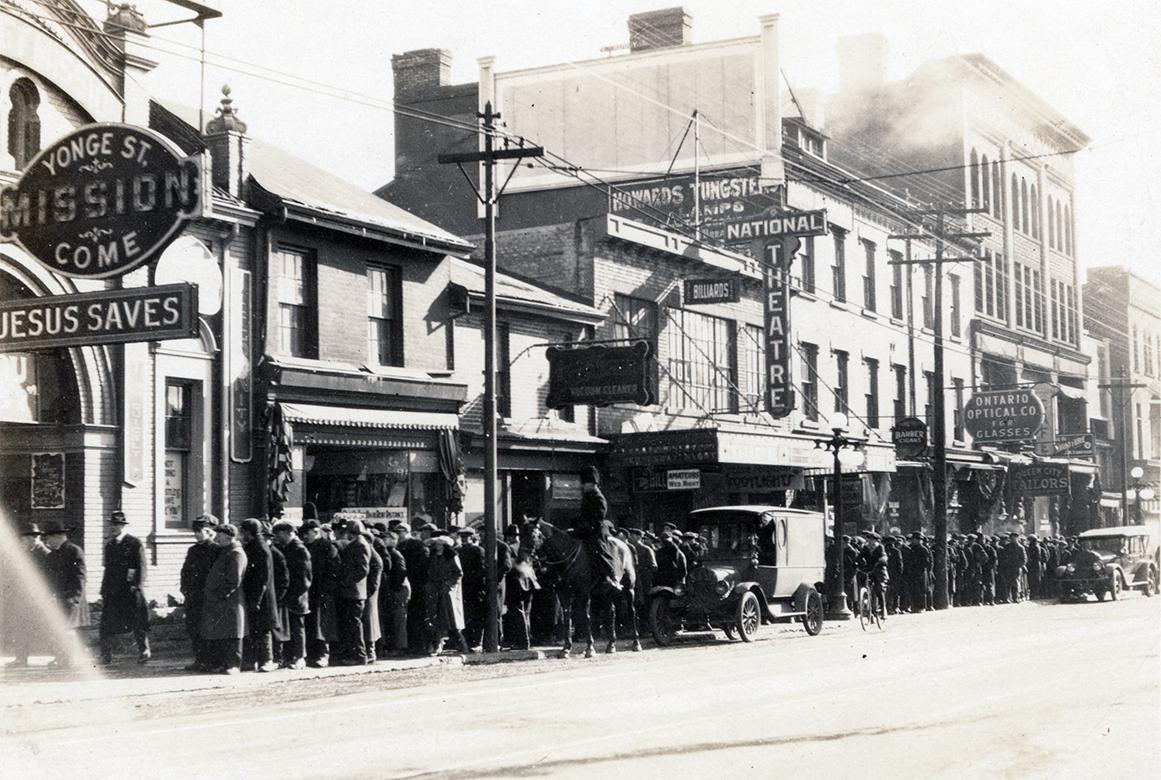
[890,207,989,611]
[439,104,542,653]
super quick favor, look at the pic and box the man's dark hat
[579,466,599,484]
[662,522,678,531]
[20,523,42,536]
[272,520,295,534]
[503,524,521,537]
[457,527,476,536]
[909,532,922,540]
[109,510,129,524]
[301,518,321,532]
[41,520,72,535]
[214,523,237,538]
[418,522,439,533]
[191,517,210,530]
[862,530,880,539]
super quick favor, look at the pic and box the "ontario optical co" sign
[0,123,204,279]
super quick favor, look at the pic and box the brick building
[1084,266,1161,525]
[381,9,980,534]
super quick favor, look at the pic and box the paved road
[3,596,1157,779]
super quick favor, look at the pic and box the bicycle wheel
[857,588,871,631]
[873,589,885,630]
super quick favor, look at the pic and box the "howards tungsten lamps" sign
[0,123,204,350]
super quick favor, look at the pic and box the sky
[100,0,1161,282]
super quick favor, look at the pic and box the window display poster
[164,451,185,526]
[31,452,65,509]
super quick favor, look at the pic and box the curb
[463,649,545,665]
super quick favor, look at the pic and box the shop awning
[281,403,458,431]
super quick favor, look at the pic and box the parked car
[1056,525,1159,601]
[649,506,826,645]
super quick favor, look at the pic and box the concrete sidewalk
[0,648,546,708]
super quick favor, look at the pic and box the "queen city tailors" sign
[0,123,204,279]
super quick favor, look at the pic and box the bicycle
[856,569,886,631]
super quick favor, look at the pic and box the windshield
[691,511,760,557]
[1079,536,1127,555]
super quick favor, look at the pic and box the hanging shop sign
[1034,432,1095,460]
[546,340,657,408]
[1011,463,1071,496]
[613,428,719,468]
[0,123,205,279]
[0,283,199,353]
[683,277,739,305]
[963,388,1045,444]
[724,208,829,246]
[724,467,804,493]
[892,417,929,459]
[764,246,795,418]
[607,171,782,243]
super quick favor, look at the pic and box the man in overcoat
[335,518,371,665]
[201,524,247,674]
[302,518,339,667]
[398,522,430,655]
[574,466,618,591]
[361,527,384,663]
[180,515,219,671]
[383,526,410,654]
[5,524,49,667]
[273,521,312,670]
[99,510,151,664]
[43,520,87,667]
[458,527,485,651]
[240,518,281,672]
[628,528,656,608]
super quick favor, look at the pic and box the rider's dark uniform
[855,536,889,608]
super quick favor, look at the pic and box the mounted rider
[573,466,620,591]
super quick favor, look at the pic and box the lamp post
[820,412,862,620]
[1129,466,1153,525]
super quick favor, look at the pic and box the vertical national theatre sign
[0,123,204,278]
[764,243,794,417]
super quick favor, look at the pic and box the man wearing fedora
[99,510,151,664]
[5,523,49,667]
[43,520,88,668]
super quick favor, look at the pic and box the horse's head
[518,517,547,555]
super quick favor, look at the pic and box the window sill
[797,290,818,302]
[798,420,822,431]
[829,300,848,312]
[860,308,879,321]
[889,316,905,326]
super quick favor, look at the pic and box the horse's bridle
[534,526,582,570]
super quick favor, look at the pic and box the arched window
[969,148,979,206]
[7,78,41,169]
[1011,174,1021,232]
[1020,179,1030,234]
[1030,185,1039,239]
[993,161,1003,218]
[980,155,991,212]
[1056,204,1064,250]
[1047,198,1055,248]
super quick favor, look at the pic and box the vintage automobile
[1056,525,1160,601]
[649,506,826,645]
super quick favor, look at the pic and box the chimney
[836,33,889,93]
[202,85,249,199]
[628,7,692,52]
[392,48,453,102]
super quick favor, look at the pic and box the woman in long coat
[425,535,468,654]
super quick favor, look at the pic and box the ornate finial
[205,84,248,134]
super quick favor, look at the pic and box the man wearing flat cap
[239,518,281,672]
[574,465,619,591]
[272,521,312,669]
[201,523,247,674]
[180,515,220,671]
[301,518,339,668]
[335,518,371,665]
[99,510,151,664]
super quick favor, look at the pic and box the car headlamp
[1092,562,1103,572]
[673,585,685,597]
[715,580,731,596]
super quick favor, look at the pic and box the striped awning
[280,402,458,431]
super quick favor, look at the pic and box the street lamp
[819,412,863,620]
[1129,466,1153,525]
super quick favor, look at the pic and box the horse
[525,519,641,658]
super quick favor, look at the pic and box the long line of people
[829,530,1085,615]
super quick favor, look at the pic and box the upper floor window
[922,265,934,329]
[889,251,904,320]
[833,349,849,414]
[892,364,907,424]
[861,238,876,311]
[949,274,961,338]
[864,357,879,429]
[1047,198,1056,249]
[1011,174,1021,232]
[798,237,816,294]
[274,247,316,358]
[7,78,41,170]
[739,324,765,414]
[614,294,658,344]
[367,265,403,366]
[801,342,819,422]
[969,148,980,206]
[831,227,847,303]
[664,307,736,414]
[980,154,991,213]
[1030,185,1040,239]
[992,160,1003,219]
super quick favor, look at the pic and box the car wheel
[1144,568,1157,597]
[1095,585,1106,602]
[1110,572,1122,601]
[802,588,824,637]
[735,591,761,642]
[649,597,676,647]
[722,623,736,640]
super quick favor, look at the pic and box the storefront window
[164,382,193,528]
[305,449,445,525]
